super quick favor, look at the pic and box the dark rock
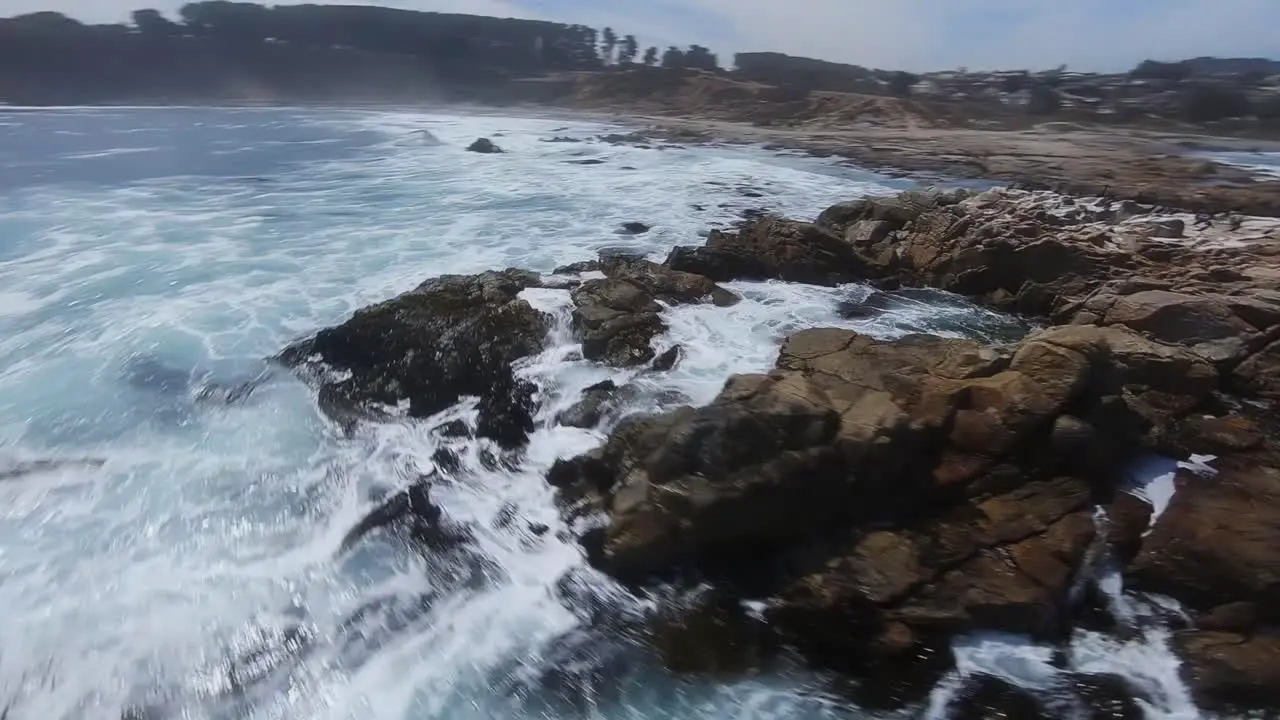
[1233,338,1280,400]
[1176,631,1280,711]
[552,260,600,275]
[279,269,549,447]
[665,217,869,286]
[648,594,779,674]
[476,375,538,450]
[528,522,551,536]
[434,419,470,438]
[651,345,681,372]
[557,380,623,429]
[339,476,466,554]
[1128,462,1280,621]
[570,260,738,367]
[619,222,651,235]
[947,674,1047,720]
[466,138,503,153]
[568,158,606,165]
[544,136,582,143]
[431,448,462,474]
[1105,491,1152,565]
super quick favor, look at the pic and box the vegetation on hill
[1,2,1278,136]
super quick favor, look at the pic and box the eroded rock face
[809,188,1280,378]
[279,269,549,447]
[549,323,1217,674]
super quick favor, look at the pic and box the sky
[9,0,1280,72]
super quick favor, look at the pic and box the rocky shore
[281,186,1280,716]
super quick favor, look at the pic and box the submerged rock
[338,475,465,554]
[0,457,105,481]
[466,138,503,154]
[619,222,651,234]
[650,345,681,372]
[279,269,549,447]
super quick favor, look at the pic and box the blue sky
[18,0,1280,72]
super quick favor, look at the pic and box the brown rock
[1102,290,1257,365]
[665,217,869,286]
[1106,491,1152,565]
[1233,338,1280,400]
[1128,463,1280,618]
[1176,631,1280,710]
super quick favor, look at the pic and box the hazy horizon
[11,0,1280,74]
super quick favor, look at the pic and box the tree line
[0,3,726,104]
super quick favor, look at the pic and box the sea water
[0,106,1184,719]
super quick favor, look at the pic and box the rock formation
[279,269,549,448]
[548,187,1280,709]
[280,185,1280,712]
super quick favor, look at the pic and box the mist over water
[0,107,1192,719]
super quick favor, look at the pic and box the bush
[1180,84,1253,122]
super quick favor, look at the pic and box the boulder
[771,477,1097,655]
[1128,461,1280,620]
[1176,631,1280,711]
[279,269,549,446]
[1101,290,1258,366]
[466,138,503,153]
[569,260,739,367]
[1233,338,1280,400]
[571,279,664,366]
[665,217,869,286]
[557,380,623,429]
[619,222,651,234]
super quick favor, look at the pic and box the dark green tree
[1180,83,1253,122]
[619,34,638,64]
[888,70,918,97]
[642,46,658,66]
[131,9,178,34]
[661,45,685,69]
[601,26,616,64]
[683,44,718,71]
[1026,83,1061,114]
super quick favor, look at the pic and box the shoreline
[9,99,1280,215]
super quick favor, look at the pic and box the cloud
[19,0,1280,72]
[687,0,1280,71]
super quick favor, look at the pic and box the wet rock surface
[279,269,549,447]
[466,137,503,153]
[275,185,1280,714]
[569,256,739,367]
[542,187,1280,707]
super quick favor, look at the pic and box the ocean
[0,106,1194,719]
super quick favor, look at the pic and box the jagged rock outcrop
[665,217,871,286]
[548,322,1217,682]
[279,269,549,447]
[570,257,739,367]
